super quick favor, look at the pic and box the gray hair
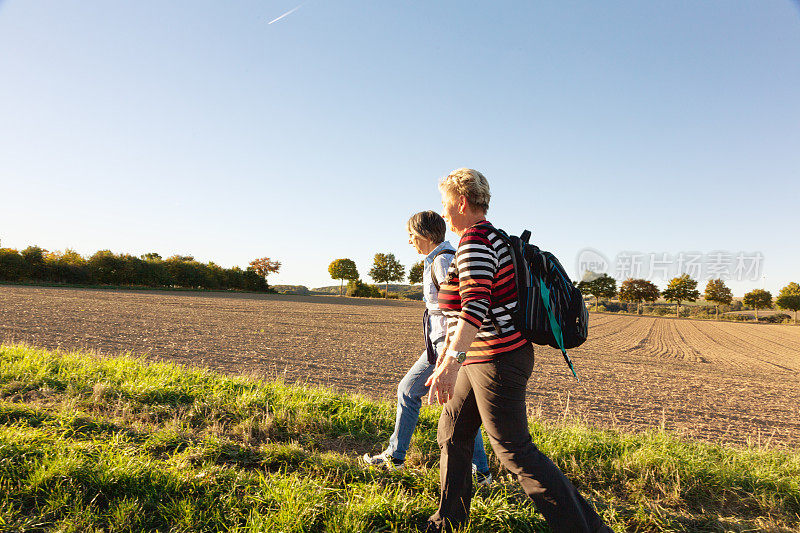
[407,210,447,244]
[439,168,491,213]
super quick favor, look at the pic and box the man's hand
[425,354,461,405]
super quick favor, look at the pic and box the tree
[743,288,773,322]
[0,248,29,281]
[163,256,204,288]
[141,252,162,261]
[249,257,281,284]
[241,269,269,292]
[21,246,46,280]
[21,246,45,265]
[88,250,122,284]
[662,274,700,317]
[368,252,405,297]
[776,282,800,324]
[618,278,660,314]
[408,261,424,285]
[346,279,382,298]
[704,279,733,320]
[577,274,617,310]
[60,249,85,266]
[44,249,89,284]
[328,258,359,296]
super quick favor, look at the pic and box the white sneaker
[473,463,493,486]
[361,451,404,470]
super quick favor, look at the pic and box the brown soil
[2,285,799,449]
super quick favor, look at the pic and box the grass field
[1,343,799,532]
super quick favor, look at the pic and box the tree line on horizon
[577,273,800,323]
[0,244,280,293]
[328,254,425,298]
[6,240,797,321]
[327,253,800,321]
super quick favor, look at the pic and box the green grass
[0,343,798,532]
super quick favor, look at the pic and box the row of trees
[578,273,800,323]
[0,245,279,292]
[329,254,426,297]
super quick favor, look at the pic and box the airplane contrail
[268,4,304,24]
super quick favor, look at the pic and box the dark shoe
[425,520,451,533]
[475,469,493,487]
[472,463,493,486]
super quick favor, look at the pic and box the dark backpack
[492,229,588,381]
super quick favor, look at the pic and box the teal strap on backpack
[539,279,580,382]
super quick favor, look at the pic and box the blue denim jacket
[424,240,456,344]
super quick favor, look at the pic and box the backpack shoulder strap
[538,276,580,382]
[431,248,455,291]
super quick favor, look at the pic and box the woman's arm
[427,226,499,404]
[426,318,479,404]
[455,230,497,329]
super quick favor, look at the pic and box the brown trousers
[428,343,610,533]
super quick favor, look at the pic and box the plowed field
[2,285,799,448]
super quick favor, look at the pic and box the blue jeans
[384,348,490,473]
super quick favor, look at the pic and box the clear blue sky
[1,1,798,296]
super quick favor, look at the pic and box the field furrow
[704,323,800,373]
[687,321,798,372]
[722,322,800,353]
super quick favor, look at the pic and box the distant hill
[311,285,346,295]
[313,284,424,300]
[272,285,321,295]
[313,284,418,294]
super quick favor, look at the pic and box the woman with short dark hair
[361,210,491,484]
[425,168,611,533]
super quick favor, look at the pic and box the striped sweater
[438,220,529,363]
